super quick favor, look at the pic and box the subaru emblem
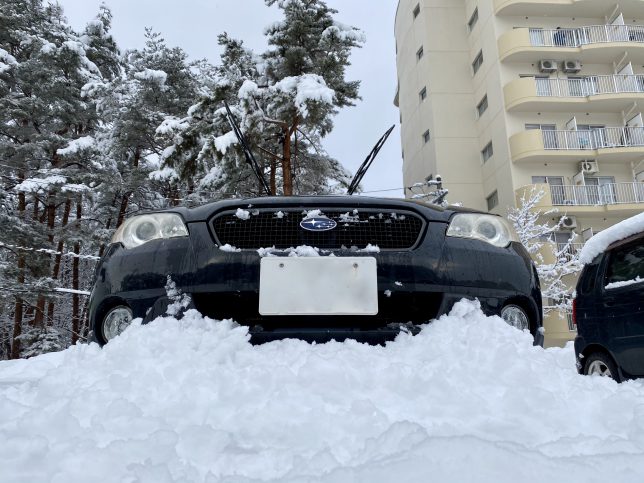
[300,217,337,232]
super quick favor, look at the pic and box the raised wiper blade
[347,125,395,195]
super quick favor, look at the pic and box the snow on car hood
[2,300,644,482]
[579,212,644,264]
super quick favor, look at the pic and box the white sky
[57,0,405,196]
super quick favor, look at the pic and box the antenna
[223,101,272,196]
[347,125,395,195]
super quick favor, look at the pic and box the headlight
[111,213,188,248]
[446,213,518,248]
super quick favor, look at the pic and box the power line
[0,242,101,261]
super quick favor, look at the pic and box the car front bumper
[89,218,543,345]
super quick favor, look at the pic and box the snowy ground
[2,300,644,482]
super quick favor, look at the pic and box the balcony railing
[549,182,644,205]
[529,25,644,47]
[556,242,584,261]
[535,75,644,97]
[541,126,644,150]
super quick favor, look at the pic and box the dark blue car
[574,231,644,381]
[88,196,544,346]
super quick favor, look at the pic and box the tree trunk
[47,198,72,322]
[270,158,277,195]
[71,197,82,344]
[32,192,56,329]
[11,188,27,359]
[281,124,293,196]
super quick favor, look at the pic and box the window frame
[467,7,479,32]
[486,190,499,211]
[481,140,494,162]
[603,238,644,289]
[476,94,488,117]
[472,50,483,75]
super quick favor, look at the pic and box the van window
[605,241,644,286]
[580,264,598,295]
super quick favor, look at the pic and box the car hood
[161,195,477,223]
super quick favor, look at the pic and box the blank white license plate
[259,257,378,316]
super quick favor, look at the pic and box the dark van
[574,231,644,382]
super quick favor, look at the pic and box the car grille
[211,208,425,250]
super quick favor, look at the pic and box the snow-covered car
[574,212,644,381]
[88,196,544,346]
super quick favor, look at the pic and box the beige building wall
[395,0,644,347]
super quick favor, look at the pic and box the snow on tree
[159,0,362,197]
[0,0,119,357]
[508,187,582,314]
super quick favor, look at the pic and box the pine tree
[0,0,119,357]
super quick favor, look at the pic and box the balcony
[495,0,644,17]
[509,127,644,163]
[516,182,644,215]
[504,75,644,112]
[498,25,644,63]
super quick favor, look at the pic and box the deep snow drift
[2,300,644,483]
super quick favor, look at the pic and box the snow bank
[2,300,644,482]
[579,212,644,264]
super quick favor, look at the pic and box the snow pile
[14,175,67,193]
[275,74,335,118]
[56,136,95,155]
[606,276,643,290]
[579,212,644,264]
[219,244,241,253]
[2,300,644,482]
[134,68,168,85]
[235,208,251,220]
[149,167,179,182]
[0,47,18,73]
[213,130,238,155]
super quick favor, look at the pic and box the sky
[57,0,404,196]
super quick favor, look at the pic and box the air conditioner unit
[560,215,578,229]
[538,59,558,73]
[579,160,599,174]
[563,60,582,73]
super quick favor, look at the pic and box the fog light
[501,305,529,331]
[102,306,133,341]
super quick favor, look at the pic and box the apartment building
[394,0,644,346]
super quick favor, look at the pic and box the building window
[472,50,483,74]
[476,94,488,117]
[413,3,420,19]
[416,46,424,61]
[486,190,499,211]
[481,141,493,162]
[422,129,431,143]
[419,86,427,101]
[467,8,479,32]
